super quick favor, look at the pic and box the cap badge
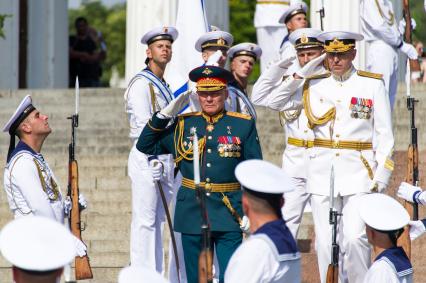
[301,34,308,44]
[163,27,168,33]
[217,37,225,45]
[202,68,213,75]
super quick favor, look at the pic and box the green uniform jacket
[137,111,262,234]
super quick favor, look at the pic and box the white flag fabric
[165,0,209,97]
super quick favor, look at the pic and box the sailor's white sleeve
[251,65,287,107]
[225,238,277,283]
[363,261,400,283]
[360,0,401,47]
[267,76,305,111]
[372,79,394,186]
[11,156,57,219]
[124,79,153,136]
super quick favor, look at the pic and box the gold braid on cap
[196,78,227,92]
[324,38,355,53]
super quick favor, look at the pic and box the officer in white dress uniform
[0,216,77,283]
[227,42,262,119]
[254,0,291,72]
[300,31,394,283]
[118,266,170,283]
[124,26,178,270]
[225,160,301,283]
[2,95,87,258]
[278,1,308,76]
[360,0,418,109]
[358,193,413,283]
[251,28,325,238]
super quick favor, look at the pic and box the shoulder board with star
[306,72,331,80]
[227,112,252,120]
[357,70,383,80]
[178,111,202,118]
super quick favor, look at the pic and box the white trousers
[282,177,310,239]
[366,41,398,109]
[256,26,288,72]
[311,193,371,283]
[128,146,175,272]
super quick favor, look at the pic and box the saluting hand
[159,90,191,118]
[295,53,326,79]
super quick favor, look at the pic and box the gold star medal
[206,124,214,132]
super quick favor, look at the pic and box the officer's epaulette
[357,70,383,80]
[178,111,202,118]
[227,112,252,120]
[306,72,331,80]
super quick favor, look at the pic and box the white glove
[240,215,250,234]
[73,235,88,257]
[369,180,387,193]
[295,53,326,78]
[397,182,424,204]
[78,193,88,210]
[263,56,296,82]
[399,42,418,60]
[159,91,190,118]
[409,220,426,241]
[149,159,164,181]
[398,18,417,35]
[206,50,222,66]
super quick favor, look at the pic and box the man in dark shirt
[69,17,106,87]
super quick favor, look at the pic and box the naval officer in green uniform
[137,65,262,283]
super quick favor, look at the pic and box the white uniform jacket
[225,219,301,283]
[360,0,401,47]
[302,68,394,196]
[124,68,175,167]
[251,64,320,179]
[4,141,64,222]
[363,247,413,283]
[254,0,291,28]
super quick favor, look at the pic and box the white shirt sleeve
[267,76,305,111]
[251,65,288,107]
[225,238,279,283]
[360,0,401,47]
[363,260,400,283]
[10,155,57,219]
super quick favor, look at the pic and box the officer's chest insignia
[349,97,373,119]
[217,136,241,158]
[206,124,214,132]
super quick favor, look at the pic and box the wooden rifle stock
[326,264,338,283]
[198,248,213,283]
[403,0,421,72]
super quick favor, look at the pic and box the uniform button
[336,153,340,157]
[206,178,211,182]
[336,134,340,138]
[304,130,308,133]
[207,148,212,153]
[208,136,212,140]
[205,183,212,189]
[336,117,340,121]
[207,163,211,167]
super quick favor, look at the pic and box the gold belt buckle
[332,140,340,149]
[302,140,308,148]
[205,182,212,194]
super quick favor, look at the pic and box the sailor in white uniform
[118,266,170,283]
[2,95,87,258]
[124,26,178,270]
[254,0,291,71]
[225,160,301,283]
[358,193,413,283]
[251,28,325,238]
[0,216,77,283]
[360,0,418,108]
[303,31,394,283]
[278,1,308,76]
[227,42,262,119]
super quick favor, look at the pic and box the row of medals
[218,143,241,158]
[350,104,371,119]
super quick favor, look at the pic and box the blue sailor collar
[280,34,290,49]
[7,141,38,163]
[254,219,300,261]
[229,80,246,95]
[375,247,413,277]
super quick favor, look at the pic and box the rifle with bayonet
[317,0,325,31]
[397,60,419,259]
[192,127,213,283]
[67,77,93,280]
[402,0,420,72]
[326,166,340,283]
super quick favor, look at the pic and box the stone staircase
[0,83,425,282]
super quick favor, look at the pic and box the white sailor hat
[2,95,36,161]
[279,1,308,24]
[318,31,364,53]
[118,266,170,283]
[141,26,179,45]
[289,28,324,50]
[235,159,295,194]
[0,216,76,271]
[195,30,234,52]
[359,194,410,232]
[228,43,262,61]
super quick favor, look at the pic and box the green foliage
[411,1,426,45]
[0,14,12,39]
[69,2,126,86]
